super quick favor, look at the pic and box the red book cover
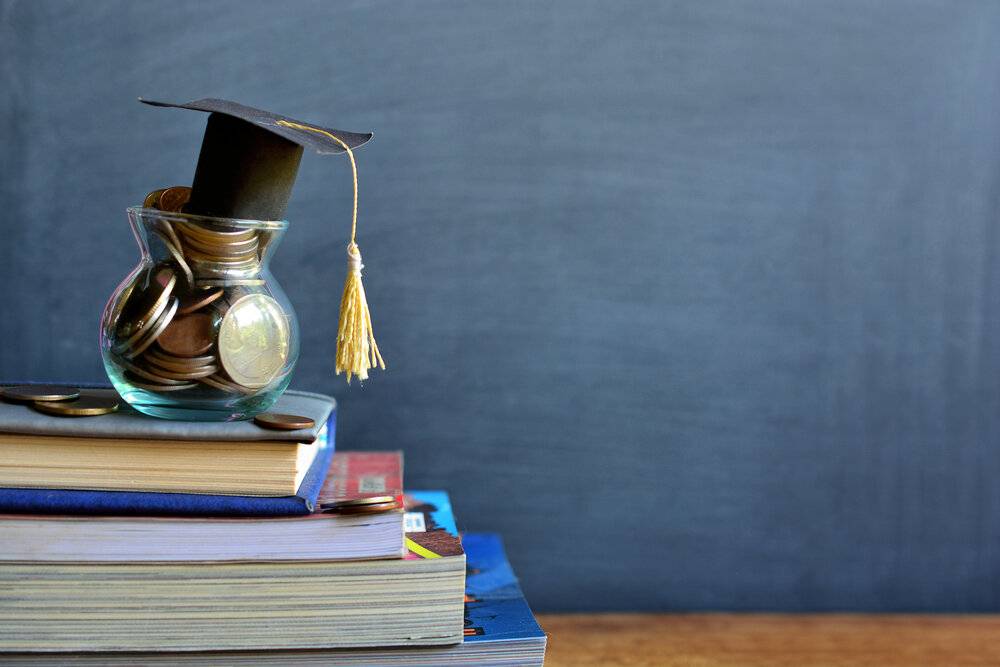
[316,451,404,507]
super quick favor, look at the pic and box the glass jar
[100,207,299,421]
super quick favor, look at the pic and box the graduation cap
[141,98,384,382]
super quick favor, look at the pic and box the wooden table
[537,613,1000,666]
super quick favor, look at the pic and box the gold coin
[114,267,176,349]
[253,413,316,431]
[218,294,289,389]
[125,297,179,359]
[1,385,80,403]
[33,396,119,417]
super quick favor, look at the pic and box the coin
[141,361,217,380]
[253,413,316,431]
[199,373,255,395]
[117,357,193,386]
[124,375,198,393]
[182,233,259,257]
[218,294,290,389]
[157,312,215,357]
[33,395,119,417]
[145,348,216,371]
[195,279,265,288]
[143,188,166,209]
[154,229,194,289]
[322,500,399,515]
[157,186,191,213]
[0,385,80,403]
[178,221,256,244]
[177,288,224,315]
[126,297,179,358]
[115,267,176,344]
[327,495,397,508]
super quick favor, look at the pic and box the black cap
[140,98,373,220]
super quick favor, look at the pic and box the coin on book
[0,385,80,403]
[32,395,119,417]
[253,413,315,431]
[324,500,400,515]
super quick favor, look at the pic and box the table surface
[536,613,1000,666]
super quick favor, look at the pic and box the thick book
[0,490,465,652]
[0,532,546,667]
[0,389,335,500]
[0,452,403,562]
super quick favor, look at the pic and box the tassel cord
[275,119,384,381]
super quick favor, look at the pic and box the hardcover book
[0,389,336,497]
[0,413,335,516]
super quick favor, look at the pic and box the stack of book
[0,388,546,666]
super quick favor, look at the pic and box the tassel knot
[336,243,384,383]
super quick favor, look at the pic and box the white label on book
[404,512,426,533]
[358,475,386,493]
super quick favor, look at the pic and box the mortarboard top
[140,98,373,221]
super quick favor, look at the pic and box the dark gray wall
[3,0,1000,612]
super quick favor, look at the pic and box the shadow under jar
[100,207,300,421]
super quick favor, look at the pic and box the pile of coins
[0,385,119,417]
[106,187,291,397]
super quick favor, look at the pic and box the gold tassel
[276,119,385,383]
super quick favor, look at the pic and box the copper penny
[157,186,191,213]
[33,395,119,417]
[1,385,80,403]
[177,288,224,315]
[156,313,215,357]
[253,413,316,431]
[143,188,166,209]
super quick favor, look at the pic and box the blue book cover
[0,411,335,517]
[463,532,547,646]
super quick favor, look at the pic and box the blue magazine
[0,412,335,516]
[463,532,547,648]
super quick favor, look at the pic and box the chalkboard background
[4,0,1000,612]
